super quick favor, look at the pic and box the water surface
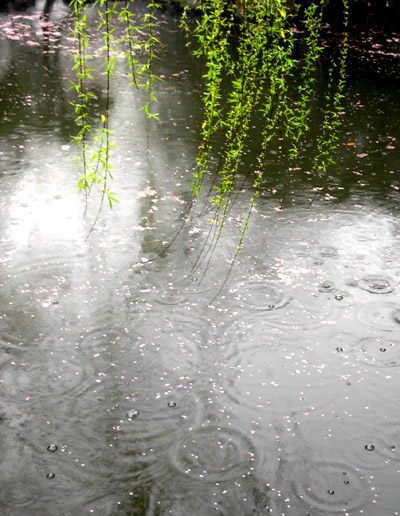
[1,2,400,515]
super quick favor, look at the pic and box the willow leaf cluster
[69,0,348,259]
[70,0,161,226]
[313,0,349,172]
[183,0,349,275]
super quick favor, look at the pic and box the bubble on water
[327,489,335,495]
[332,290,354,308]
[168,401,176,408]
[319,246,338,257]
[127,409,139,420]
[47,444,57,452]
[358,275,394,294]
[371,427,400,463]
[336,347,344,352]
[318,281,335,293]
[365,444,375,451]
[46,472,55,479]
[344,479,350,485]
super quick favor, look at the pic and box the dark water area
[1,1,400,515]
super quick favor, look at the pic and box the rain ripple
[290,460,371,514]
[358,275,395,294]
[169,425,257,482]
[358,336,400,368]
[0,476,43,514]
[271,293,340,330]
[357,301,400,330]
[319,246,338,258]
[328,419,400,471]
[232,279,290,312]
[220,343,338,417]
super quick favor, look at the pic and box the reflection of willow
[179,0,349,299]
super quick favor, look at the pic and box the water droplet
[320,247,338,257]
[338,216,354,226]
[359,276,394,294]
[335,295,343,301]
[327,489,335,495]
[365,444,375,451]
[318,281,335,293]
[380,347,387,352]
[336,347,344,352]
[344,479,350,485]
[46,472,55,479]
[371,280,389,291]
[47,444,57,452]
[168,401,176,408]
[127,409,139,420]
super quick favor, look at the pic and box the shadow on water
[1,3,400,515]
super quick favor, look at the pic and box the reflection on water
[1,3,400,515]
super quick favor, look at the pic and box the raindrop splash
[127,410,139,420]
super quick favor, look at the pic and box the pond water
[1,2,400,515]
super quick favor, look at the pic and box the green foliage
[182,0,349,278]
[69,0,348,253]
[285,0,325,159]
[70,0,93,197]
[70,0,162,229]
[313,0,349,172]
